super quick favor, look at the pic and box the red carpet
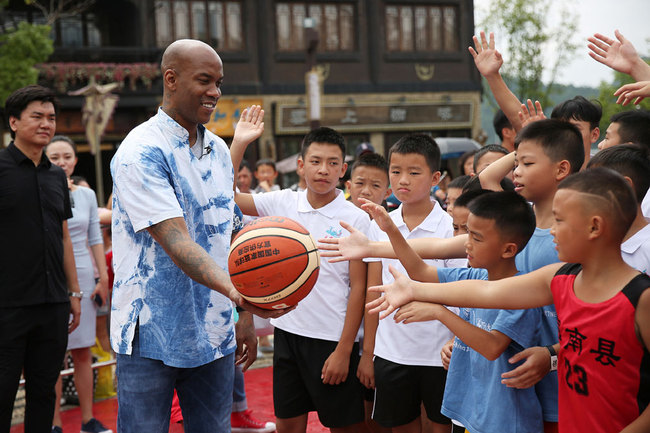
[10,366,328,433]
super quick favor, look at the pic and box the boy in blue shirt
[361,191,543,433]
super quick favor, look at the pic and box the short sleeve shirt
[110,108,236,368]
[253,188,371,342]
[0,142,72,307]
[369,203,466,366]
[438,267,544,433]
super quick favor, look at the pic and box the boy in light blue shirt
[361,191,543,433]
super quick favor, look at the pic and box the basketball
[228,216,320,310]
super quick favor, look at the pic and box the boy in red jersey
[367,167,650,433]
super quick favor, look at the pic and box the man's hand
[321,348,350,385]
[360,199,395,234]
[614,80,650,106]
[394,301,443,324]
[440,338,454,370]
[356,352,375,389]
[229,287,295,319]
[231,105,264,149]
[500,346,551,389]
[318,221,371,263]
[69,297,81,333]
[366,266,416,319]
[468,31,504,79]
[234,311,257,371]
[518,99,546,129]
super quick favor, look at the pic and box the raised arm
[588,30,650,81]
[230,105,263,216]
[469,31,525,131]
[367,264,560,319]
[362,200,440,283]
[477,151,515,192]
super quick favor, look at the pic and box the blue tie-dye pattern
[110,109,236,368]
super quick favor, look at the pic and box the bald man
[109,39,278,432]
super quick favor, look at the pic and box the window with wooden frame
[155,0,244,51]
[275,2,355,52]
[385,4,459,53]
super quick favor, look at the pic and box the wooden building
[2,0,481,195]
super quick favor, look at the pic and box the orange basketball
[228,216,320,310]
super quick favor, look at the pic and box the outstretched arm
[395,303,512,361]
[469,31,524,131]
[318,222,466,263]
[588,30,650,81]
[367,264,560,319]
[230,106,264,216]
[361,200,440,283]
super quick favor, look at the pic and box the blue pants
[116,329,234,433]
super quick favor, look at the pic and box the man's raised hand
[518,99,546,128]
[588,30,650,80]
[614,80,650,106]
[232,105,264,147]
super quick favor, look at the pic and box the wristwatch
[68,291,84,299]
[546,345,558,372]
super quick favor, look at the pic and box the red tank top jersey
[551,263,650,433]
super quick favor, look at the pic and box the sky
[472,0,650,88]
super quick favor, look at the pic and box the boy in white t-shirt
[587,144,650,273]
[233,127,370,433]
[363,134,465,433]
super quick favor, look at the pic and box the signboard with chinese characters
[205,98,264,137]
[275,101,473,134]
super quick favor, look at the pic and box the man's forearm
[485,74,525,131]
[63,223,81,292]
[148,217,235,299]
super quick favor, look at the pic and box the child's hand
[468,31,503,79]
[394,301,444,324]
[231,105,264,149]
[518,99,546,128]
[318,221,371,263]
[614,80,650,106]
[500,346,551,389]
[321,348,350,385]
[360,199,395,233]
[367,265,415,319]
[588,30,641,76]
[356,352,375,389]
[441,338,454,370]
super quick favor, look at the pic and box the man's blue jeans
[116,329,234,433]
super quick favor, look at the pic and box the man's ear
[587,215,605,240]
[430,170,441,187]
[502,127,516,140]
[8,116,18,134]
[163,68,177,91]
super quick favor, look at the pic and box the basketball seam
[245,265,320,305]
[229,248,319,278]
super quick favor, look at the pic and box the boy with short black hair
[444,175,471,216]
[472,144,509,174]
[369,168,650,433]
[493,109,516,152]
[362,134,464,433]
[363,191,543,433]
[346,152,392,211]
[253,158,280,193]
[599,109,650,150]
[588,143,650,273]
[234,126,370,433]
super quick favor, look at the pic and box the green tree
[0,21,53,105]
[597,59,650,134]
[479,0,578,109]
